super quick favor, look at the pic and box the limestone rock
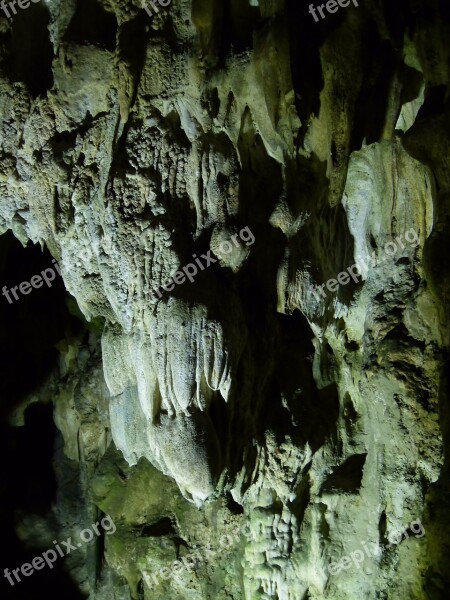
[1,0,449,599]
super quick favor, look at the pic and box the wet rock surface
[0,0,449,598]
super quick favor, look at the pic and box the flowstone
[0,0,449,599]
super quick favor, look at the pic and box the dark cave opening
[0,231,80,415]
[64,0,118,52]
[219,0,260,58]
[0,231,86,600]
[3,1,53,97]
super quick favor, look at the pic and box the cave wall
[0,0,449,599]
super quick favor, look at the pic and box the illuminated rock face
[0,0,449,598]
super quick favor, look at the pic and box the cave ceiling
[0,1,449,599]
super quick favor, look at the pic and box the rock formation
[0,0,449,598]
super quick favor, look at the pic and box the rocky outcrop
[1,0,449,599]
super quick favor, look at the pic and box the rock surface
[0,0,449,599]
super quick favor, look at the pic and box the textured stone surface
[1,0,450,599]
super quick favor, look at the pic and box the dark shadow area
[218,0,260,60]
[288,473,311,525]
[64,0,117,51]
[0,231,86,599]
[342,392,359,438]
[0,231,80,416]
[5,403,57,515]
[139,517,176,537]
[350,35,400,148]
[379,510,388,545]
[117,12,149,107]
[285,0,324,135]
[319,453,367,494]
[0,413,86,599]
[208,392,229,463]
[191,0,260,67]
[286,0,362,142]
[268,311,340,453]
[403,73,450,595]
[2,1,53,97]
[381,0,412,42]
[137,517,188,557]
[237,106,284,228]
[225,492,244,515]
